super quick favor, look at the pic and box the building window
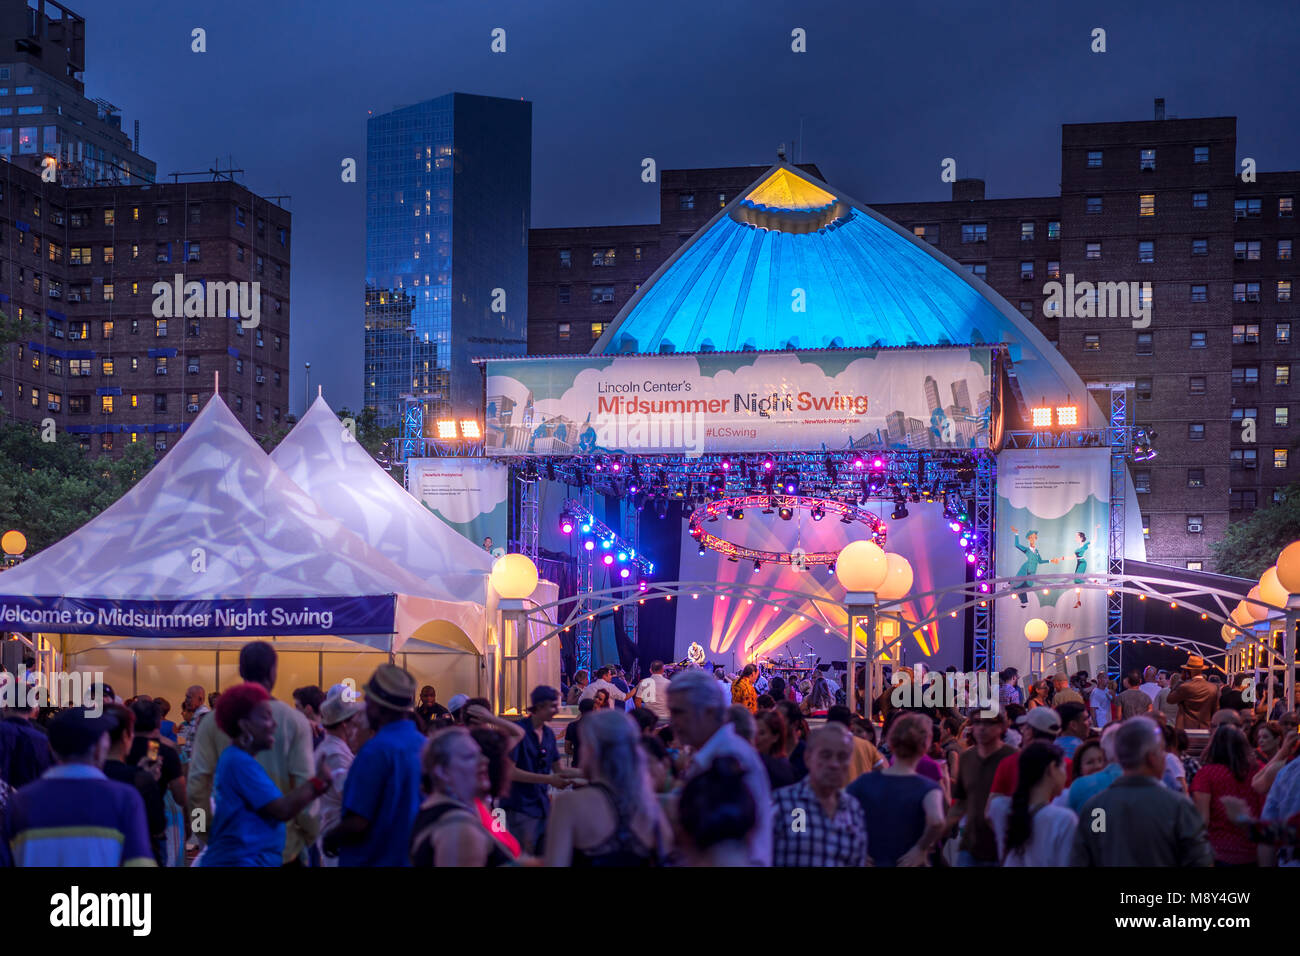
[1281,240,1293,261]
[1232,324,1260,344]
[1046,260,1060,279]
[1279,280,1292,302]
[591,322,606,339]
[186,243,200,263]
[1235,241,1262,260]
[1234,282,1261,303]
[1276,449,1289,469]
[1140,148,1156,170]
[967,264,987,279]
[1276,489,1287,504]
[558,322,570,342]
[1086,150,1103,168]
[591,285,615,303]
[1133,471,1151,493]
[1192,192,1208,209]
[1018,300,1033,319]
[1230,449,1257,470]
[557,285,570,304]
[100,358,113,377]
[102,283,114,302]
[1193,145,1210,164]
[1188,468,1205,488]
[1277,365,1291,386]
[1231,366,1259,386]
[1234,198,1262,220]
[1020,261,1034,280]
[1139,194,1155,217]
[1047,221,1060,239]
[1142,517,1150,540]
[1086,242,1101,260]
[679,193,695,210]
[235,359,244,374]
[1086,196,1103,214]
[634,246,643,260]
[256,256,263,275]
[1084,333,1101,351]
[1136,377,1153,400]
[1229,491,1257,512]
[1186,515,1204,533]
[591,248,616,267]
[1277,407,1290,427]
[1188,423,1205,440]
[1278,323,1291,344]
[1190,284,1207,302]
[1136,333,1153,355]
[1019,221,1034,241]
[961,223,988,243]
[155,319,167,337]
[558,249,571,268]
[101,320,113,339]
[1191,238,1208,256]
[1138,241,1155,263]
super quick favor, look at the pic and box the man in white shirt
[670,669,771,866]
[1089,672,1114,729]
[1138,667,1162,708]
[579,666,627,705]
[633,660,672,723]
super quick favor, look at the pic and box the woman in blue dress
[1069,525,1100,608]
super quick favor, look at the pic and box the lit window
[1020,261,1034,279]
[1193,146,1209,164]
[1278,323,1291,344]
[1192,192,1208,209]
[1276,449,1289,469]
[1187,515,1203,533]
[1086,150,1102,168]
[1086,196,1102,214]
[1281,240,1293,261]
[1190,331,1208,349]
[1138,241,1155,263]
[1047,221,1060,239]
[1280,197,1294,218]
[1187,562,1203,571]
[1188,423,1205,440]
[1083,334,1101,351]
[1234,198,1262,220]
[961,223,987,243]
[1086,242,1101,260]
[1187,469,1205,488]
[1136,333,1153,355]
[1277,365,1291,386]
[1276,407,1290,427]
[1139,194,1155,216]
[1046,260,1060,279]
[558,322,570,341]
[1140,148,1156,170]
[1020,221,1035,240]
[679,193,695,210]
[1134,471,1151,493]
[1190,285,1207,302]
[1279,280,1292,302]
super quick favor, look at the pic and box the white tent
[270,395,561,704]
[0,394,486,704]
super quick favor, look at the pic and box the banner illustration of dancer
[1008,526,1061,607]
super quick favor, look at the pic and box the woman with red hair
[199,683,330,867]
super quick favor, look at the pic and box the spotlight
[872,457,885,470]
[763,497,776,515]
[778,505,794,521]
[811,504,825,521]
[602,554,614,566]
[762,455,775,471]
[734,507,744,520]
[638,580,648,591]
[783,473,799,494]
[966,552,977,564]
[828,561,836,574]
[727,505,736,519]
[753,560,762,573]
[891,499,909,520]
[583,539,595,552]
[656,498,669,519]
[617,552,627,563]
[852,453,865,470]
[611,460,622,473]
[620,567,630,579]
[698,543,707,557]
[601,538,613,549]
[840,509,854,524]
[559,510,574,534]
[721,456,732,471]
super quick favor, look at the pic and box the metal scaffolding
[972,449,996,670]
[1105,384,1130,679]
[576,485,595,674]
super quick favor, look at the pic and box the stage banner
[995,448,1110,675]
[0,595,396,638]
[406,458,508,557]
[483,347,994,457]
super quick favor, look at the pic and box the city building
[0,162,292,455]
[0,0,154,185]
[525,110,1299,572]
[365,92,531,429]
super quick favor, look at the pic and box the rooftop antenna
[777,142,786,161]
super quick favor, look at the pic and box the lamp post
[1025,618,1048,681]
[1273,543,1300,713]
[303,362,311,417]
[1,530,26,569]
[490,553,539,715]
[836,541,890,718]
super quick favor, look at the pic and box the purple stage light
[852,454,865,470]
[583,539,595,551]
[603,554,615,566]
[619,567,630,579]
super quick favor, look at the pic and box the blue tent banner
[0,595,398,638]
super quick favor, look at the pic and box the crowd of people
[1,643,1298,867]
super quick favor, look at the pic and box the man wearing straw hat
[1166,655,1218,730]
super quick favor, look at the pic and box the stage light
[436,419,458,439]
[682,501,694,517]
[966,552,977,564]
[778,505,794,521]
[656,498,669,519]
[763,497,776,514]
[762,455,775,471]
[617,552,627,562]
[840,511,854,524]
[619,567,630,579]
[949,521,962,533]
[459,420,481,439]
[727,505,736,519]
[583,539,595,552]
[1056,405,1078,426]
[852,453,865,470]
[892,504,909,520]
[601,538,613,549]
[721,456,731,471]
[602,554,614,566]
[828,561,836,574]
[872,457,885,470]
[1030,407,1053,428]
[698,544,707,556]
[734,507,744,519]
[611,460,621,473]
[753,560,762,573]
[638,580,648,591]
[559,511,574,534]
[811,504,825,521]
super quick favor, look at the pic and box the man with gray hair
[670,669,771,865]
[770,722,868,867]
[1071,717,1212,866]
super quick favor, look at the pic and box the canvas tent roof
[270,395,493,606]
[0,394,478,653]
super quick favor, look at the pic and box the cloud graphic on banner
[414,462,509,525]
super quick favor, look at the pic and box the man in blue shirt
[322,664,425,866]
[502,685,573,854]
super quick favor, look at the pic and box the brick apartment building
[0,162,293,455]
[525,112,1299,572]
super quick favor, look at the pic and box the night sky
[74,0,1300,414]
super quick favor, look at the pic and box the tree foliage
[0,417,155,557]
[1211,483,1300,578]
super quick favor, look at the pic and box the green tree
[0,417,155,556]
[1211,483,1300,578]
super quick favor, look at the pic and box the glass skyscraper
[365,92,531,429]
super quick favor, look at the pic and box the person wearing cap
[3,705,155,866]
[989,708,1074,798]
[187,642,318,864]
[322,663,427,866]
[314,685,366,867]
[1167,655,1218,730]
[500,685,578,854]
[200,683,331,868]
[446,693,471,722]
